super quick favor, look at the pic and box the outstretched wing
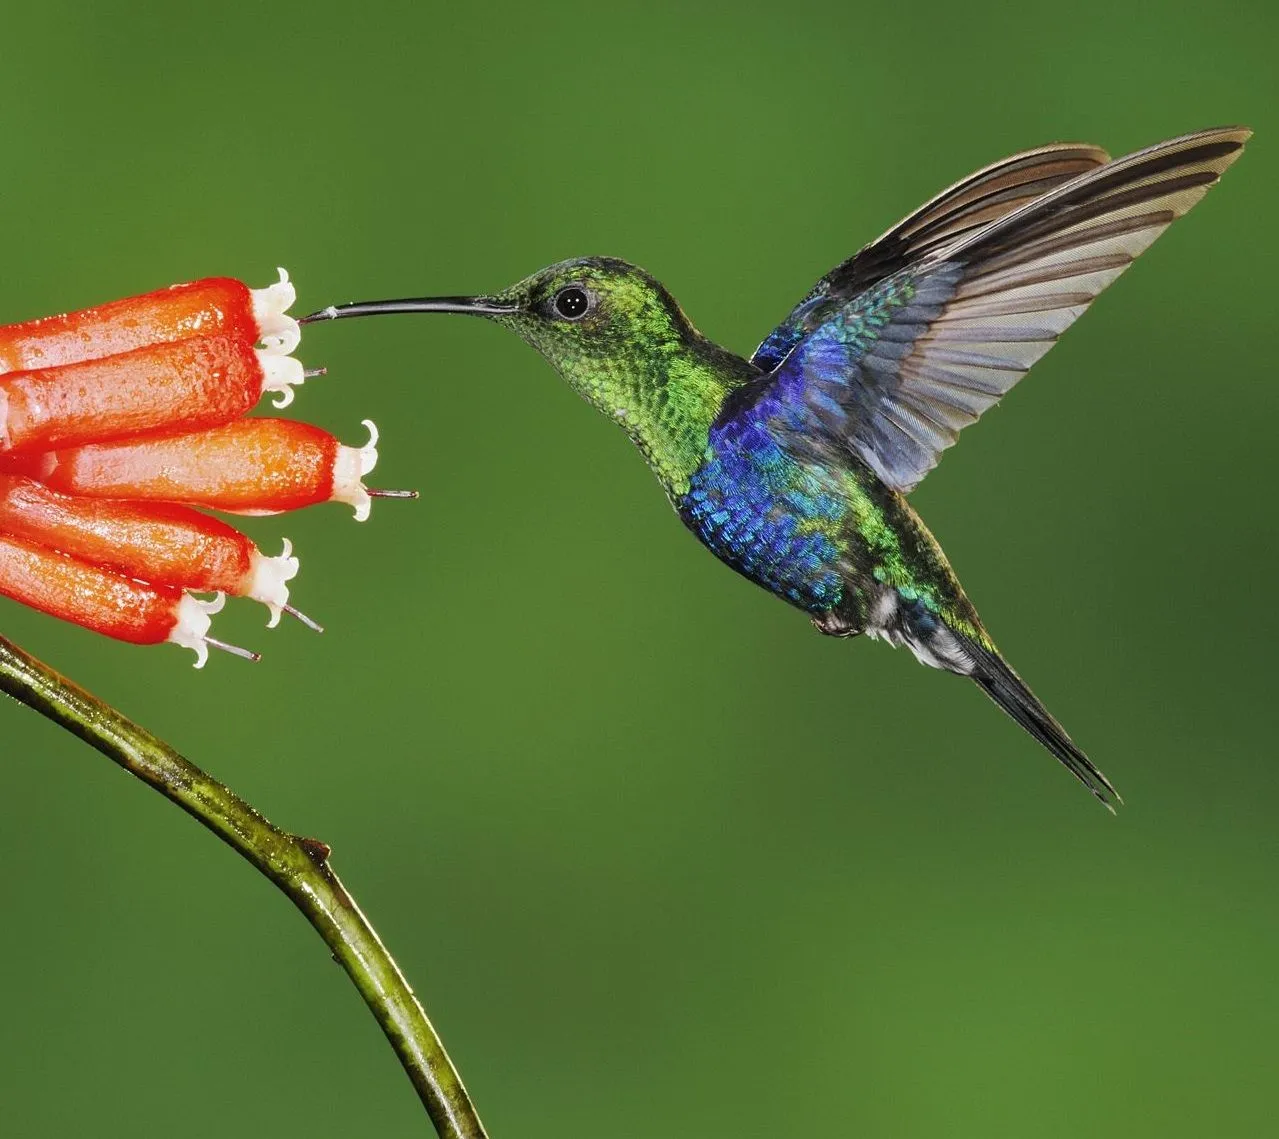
[755,127,1250,493]
[750,141,1112,372]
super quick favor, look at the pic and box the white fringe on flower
[245,538,301,627]
[168,592,227,669]
[257,352,307,409]
[331,419,379,522]
[250,268,302,356]
[250,268,306,408]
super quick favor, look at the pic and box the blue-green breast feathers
[681,383,850,613]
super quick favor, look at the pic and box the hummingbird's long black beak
[300,296,519,323]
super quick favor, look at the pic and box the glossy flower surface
[0,272,412,665]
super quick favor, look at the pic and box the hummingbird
[304,127,1249,809]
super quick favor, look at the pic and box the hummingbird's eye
[553,286,591,320]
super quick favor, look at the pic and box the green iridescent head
[485,257,694,412]
[302,256,753,494]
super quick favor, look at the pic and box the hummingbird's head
[487,257,695,384]
[303,257,751,495]
[301,257,703,415]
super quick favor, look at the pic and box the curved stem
[0,635,487,1139]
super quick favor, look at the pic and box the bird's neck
[592,336,758,499]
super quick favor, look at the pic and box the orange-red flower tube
[0,474,304,626]
[33,417,403,520]
[0,451,45,478]
[0,272,300,372]
[0,530,238,666]
[0,334,304,454]
[0,268,411,664]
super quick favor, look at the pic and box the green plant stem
[0,635,487,1139]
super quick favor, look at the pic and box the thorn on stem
[298,836,332,864]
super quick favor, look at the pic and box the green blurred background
[0,1,1275,1135]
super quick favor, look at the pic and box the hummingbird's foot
[812,610,861,638]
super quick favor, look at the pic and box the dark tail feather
[965,639,1121,811]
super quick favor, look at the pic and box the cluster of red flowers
[0,272,411,666]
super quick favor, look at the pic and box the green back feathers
[840,468,992,648]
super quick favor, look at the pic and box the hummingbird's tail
[962,636,1120,811]
[886,594,1120,809]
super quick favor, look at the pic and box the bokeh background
[0,2,1275,1135]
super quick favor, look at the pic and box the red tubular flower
[0,451,45,478]
[0,334,304,454]
[0,474,309,628]
[0,269,414,664]
[0,272,299,371]
[33,417,398,521]
[0,530,244,666]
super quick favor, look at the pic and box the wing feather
[757,128,1249,492]
[749,142,1113,371]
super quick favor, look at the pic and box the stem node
[298,835,333,865]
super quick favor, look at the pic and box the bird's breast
[679,416,849,613]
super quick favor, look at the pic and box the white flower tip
[257,350,306,409]
[251,267,301,356]
[245,540,300,626]
[358,419,380,476]
[169,592,219,667]
[331,419,379,521]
